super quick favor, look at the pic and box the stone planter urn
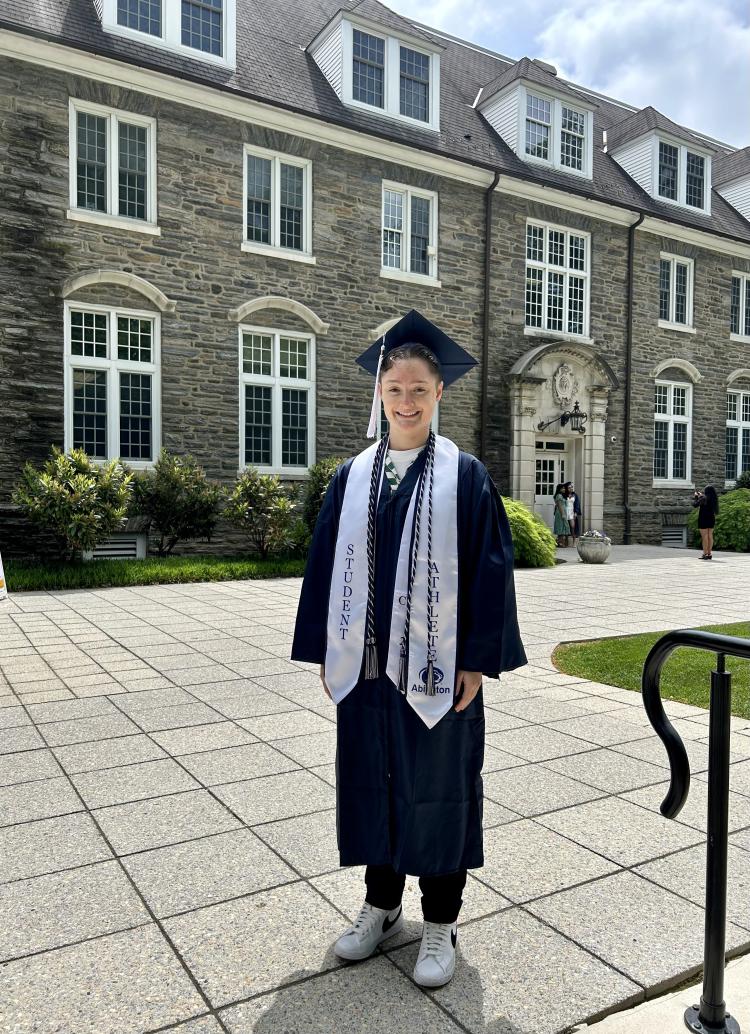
[577,533,612,564]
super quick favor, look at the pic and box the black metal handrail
[642,629,750,1034]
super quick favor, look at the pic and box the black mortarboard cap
[356,310,477,388]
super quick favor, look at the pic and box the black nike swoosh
[383,906,402,933]
[451,929,457,948]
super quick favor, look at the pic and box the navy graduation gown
[291,449,527,876]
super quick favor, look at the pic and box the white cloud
[389,0,750,146]
[536,0,750,146]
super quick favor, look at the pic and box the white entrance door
[534,440,567,530]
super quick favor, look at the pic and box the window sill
[241,242,316,265]
[730,333,750,344]
[239,466,310,479]
[520,153,592,180]
[658,320,696,335]
[652,480,695,490]
[380,268,441,288]
[343,98,440,134]
[67,209,161,236]
[523,326,594,345]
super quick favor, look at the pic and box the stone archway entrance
[508,341,619,534]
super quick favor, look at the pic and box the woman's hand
[454,670,482,712]
[320,664,332,700]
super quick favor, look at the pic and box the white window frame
[725,390,750,486]
[238,324,316,476]
[241,145,314,264]
[730,272,750,342]
[523,219,591,341]
[653,379,693,488]
[68,99,159,235]
[101,0,236,68]
[517,85,594,180]
[658,253,695,333]
[63,301,162,470]
[380,181,439,286]
[653,135,712,216]
[341,17,440,132]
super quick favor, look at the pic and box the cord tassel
[425,658,436,696]
[364,637,379,680]
[398,643,408,695]
[366,341,386,439]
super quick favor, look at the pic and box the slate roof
[2,0,749,243]
[714,146,750,187]
[606,105,720,154]
[479,55,596,110]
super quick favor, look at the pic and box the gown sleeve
[457,457,527,677]
[290,460,351,664]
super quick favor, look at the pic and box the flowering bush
[580,529,611,543]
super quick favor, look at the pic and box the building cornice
[2,28,750,257]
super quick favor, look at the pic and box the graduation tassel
[425,658,436,696]
[364,636,379,680]
[364,341,382,434]
[398,641,408,695]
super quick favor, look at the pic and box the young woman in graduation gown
[291,310,526,988]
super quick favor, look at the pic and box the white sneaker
[413,921,457,988]
[333,901,404,961]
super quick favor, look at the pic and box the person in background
[694,485,719,559]
[564,482,582,543]
[553,483,569,547]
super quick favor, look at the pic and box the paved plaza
[1,545,750,1033]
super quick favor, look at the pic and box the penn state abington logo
[420,666,444,686]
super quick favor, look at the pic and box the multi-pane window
[726,391,750,482]
[110,0,231,60]
[347,25,438,129]
[653,381,692,482]
[353,30,385,108]
[659,255,694,327]
[71,101,155,225]
[655,138,711,212]
[244,148,312,256]
[522,91,590,176]
[382,183,438,280]
[181,0,223,56]
[730,273,750,337]
[65,304,160,464]
[240,328,315,472]
[117,0,161,35]
[400,46,429,122]
[525,221,589,336]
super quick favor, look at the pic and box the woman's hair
[554,483,566,497]
[379,344,443,383]
[704,485,719,513]
[563,481,574,493]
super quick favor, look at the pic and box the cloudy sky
[387,0,749,147]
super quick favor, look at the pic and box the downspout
[480,169,501,464]
[623,210,645,544]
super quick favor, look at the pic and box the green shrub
[130,451,222,556]
[303,456,345,531]
[687,488,750,552]
[288,517,313,558]
[224,467,296,559]
[734,471,750,491]
[13,448,131,560]
[502,497,557,568]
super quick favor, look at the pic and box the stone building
[1,0,749,553]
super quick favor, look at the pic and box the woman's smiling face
[380,358,443,445]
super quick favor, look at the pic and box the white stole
[325,435,459,729]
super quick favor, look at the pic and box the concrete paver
[1,544,749,1031]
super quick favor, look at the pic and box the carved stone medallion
[552,363,579,408]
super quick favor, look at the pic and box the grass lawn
[5,555,306,592]
[553,621,750,718]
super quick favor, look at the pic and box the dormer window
[658,140,707,210]
[478,68,594,180]
[522,90,591,175]
[309,15,441,133]
[102,0,235,66]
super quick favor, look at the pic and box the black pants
[365,864,467,924]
